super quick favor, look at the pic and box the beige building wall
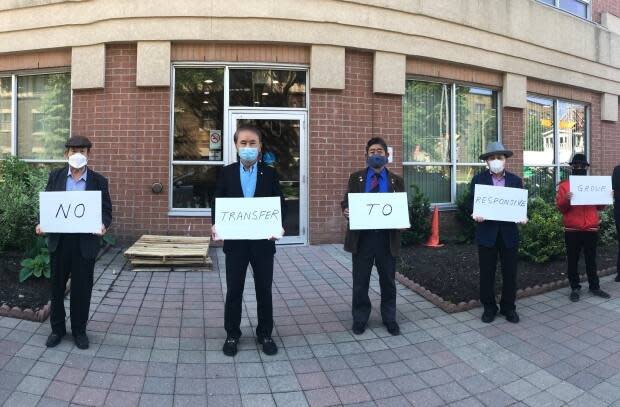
[0,0,619,97]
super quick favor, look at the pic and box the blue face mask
[367,154,388,169]
[238,147,259,162]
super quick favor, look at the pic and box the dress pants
[565,231,599,290]
[352,230,396,325]
[49,235,95,336]
[478,237,518,312]
[224,241,274,339]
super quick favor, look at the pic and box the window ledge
[168,210,211,217]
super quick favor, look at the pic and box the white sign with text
[214,197,283,240]
[569,176,613,205]
[39,191,102,233]
[348,192,410,230]
[472,184,528,222]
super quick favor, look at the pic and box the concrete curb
[396,266,618,313]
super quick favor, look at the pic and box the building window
[229,69,306,108]
[0,72,71,161]
[403,80,499,204]
[524,95,588,198]
[172,67,225,210]
[537,0,590,19]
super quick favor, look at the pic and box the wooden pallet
[124,235,212,270]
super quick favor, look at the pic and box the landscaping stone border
[0,244,114,322]
[396,266,617,313]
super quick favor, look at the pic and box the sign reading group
[348,192,410,230]
[569,175,613,205]
[39,191,102,233]
[472,184,528,223]
[214,197,283,240]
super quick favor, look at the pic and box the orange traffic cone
[423,207,444,248]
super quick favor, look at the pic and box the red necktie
[370,173,380,192]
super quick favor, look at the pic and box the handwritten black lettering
[382,204,393,216]
[74,203,85,218]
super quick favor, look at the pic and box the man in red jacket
[556,153,611,302]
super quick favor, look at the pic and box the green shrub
[401,184,431,246]
[455,189,476,243]
[0,156,48,252]
[599,206,617,247]
[519,197,565,263]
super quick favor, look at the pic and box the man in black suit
[36,135,112,349]
[469,142,526,324]
[212,124,285,357]
[613,165,620,282]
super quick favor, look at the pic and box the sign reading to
[472,184,528,223]
[348,192,410,230]
[39,191,102,233]
[214,197,283,240]
[569,176,613,205]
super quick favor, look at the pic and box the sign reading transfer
[569,176,613,205]
[348,192,410,230]
[214,196,283,240]
[472,184,528,223]
[39,191,102,233]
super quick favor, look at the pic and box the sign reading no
[39,191,102,234]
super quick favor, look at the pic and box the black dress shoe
[352,322,366,335]
[384,321,400,336]
[570,289,580,302]
[46,332,64,348]
[222,337,239,357]
[590,289,611,299]
[615,274,620,282]
[257,336,278,356]
[500,309,520,323]
[481,309,496,323]
[73,333,89,349]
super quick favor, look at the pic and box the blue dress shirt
[239,162,258,198]
[365,167,388,192]
[66,168,88,192]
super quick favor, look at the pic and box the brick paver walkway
[1,245,620,406]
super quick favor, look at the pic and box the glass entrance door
[228,111,307,245]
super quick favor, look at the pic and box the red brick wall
[502,107,525,176]
[592,0,620,22]
[72,44,211,241]
[309,51,402,244]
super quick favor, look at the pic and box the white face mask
[488,159,504,174]
[68,152,88,169]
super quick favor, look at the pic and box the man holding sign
[556,153,611,301]
[211,125,285,357]
[35,135,112,349]
[341,137,405,336]
[469,142,526,324]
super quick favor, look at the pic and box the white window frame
[403,78,502,208]
[168,63,310,217]
[1,69,72,163]
[524,94,590,185]
[537,0,591,20]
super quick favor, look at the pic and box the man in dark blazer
[36,135,112,349]
[613,165,620,282]
[469,141,526,324]
[341,137,405,336]
[211,124,285,357]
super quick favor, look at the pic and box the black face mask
[572,168,587,176]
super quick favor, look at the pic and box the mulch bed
[399,243,618,312]
[0,251,50,321]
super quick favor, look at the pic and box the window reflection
[174,68,224,161]
[229,69,306,108]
